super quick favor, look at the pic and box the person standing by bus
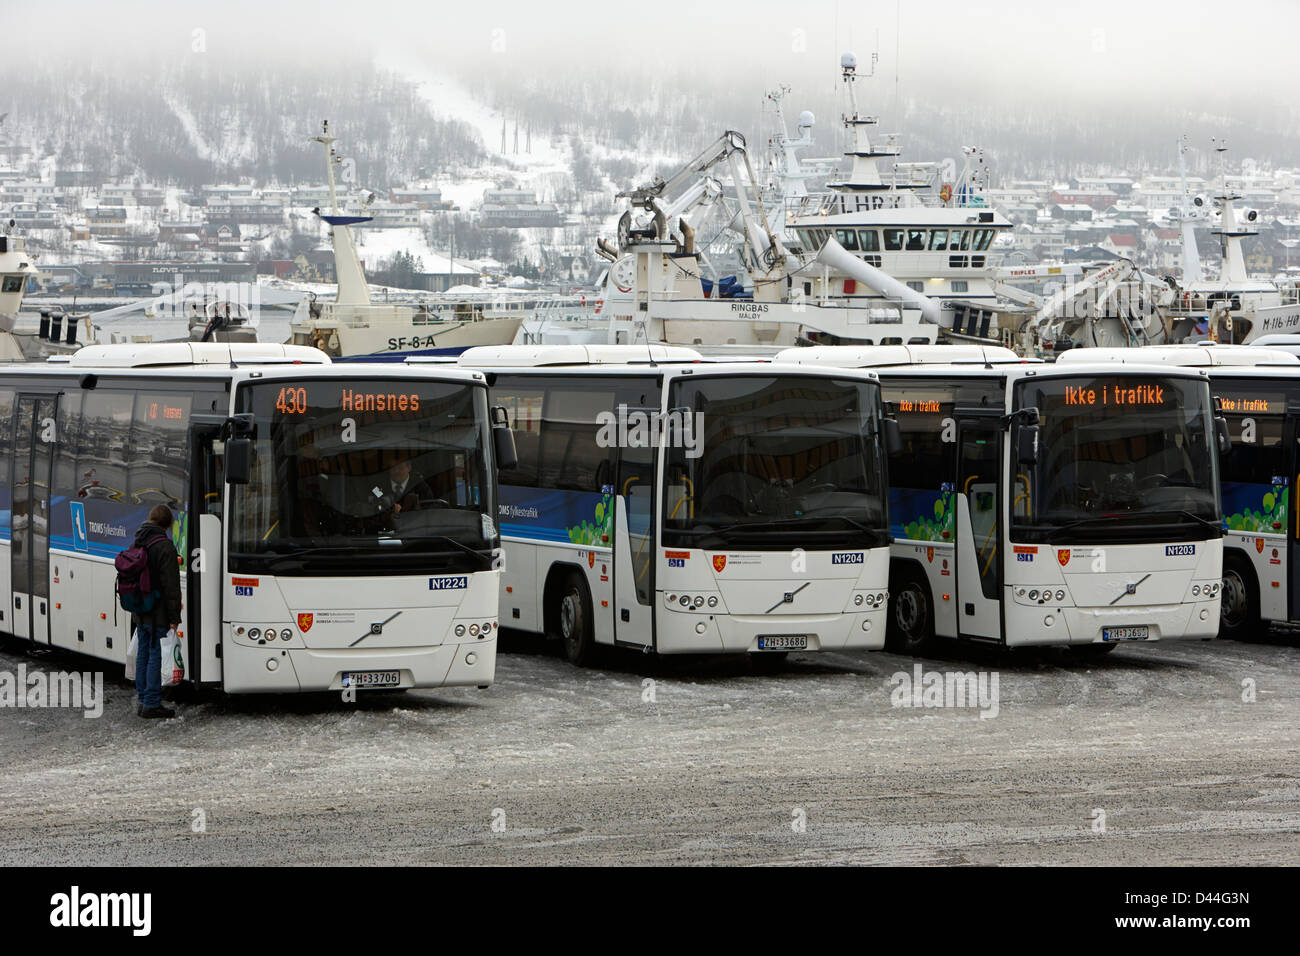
[132,505,183,719]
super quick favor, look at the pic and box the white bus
[776,345,1226,654]
[454,345,896,665]
[1058,343,1300,640]
[0,342,513,693]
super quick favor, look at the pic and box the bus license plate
[342,670,401,688]
[757,635,808,650]
[1101,626,1150,642]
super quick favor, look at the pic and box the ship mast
[311,120,372,308]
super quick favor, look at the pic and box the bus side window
[0,389,12,504]
[1221,411,1286,529]
[489,382,544,488]
[131,393,192,512]
[54,392,83,515]
[537,387,616,493]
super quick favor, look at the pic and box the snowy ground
[0,630,1296,866]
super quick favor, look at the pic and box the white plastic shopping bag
[160,628,185,688]
[124,632,138,679]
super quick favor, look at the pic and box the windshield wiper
[418,534,494,562]
[1131,509,1222,534]
[1044,510,1218,542]
[674,515,885,543]
[1041,514,1137,542]
[239,537,491,569]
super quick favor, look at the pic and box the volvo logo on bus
[429,576,468,590]
[832,552,864,565]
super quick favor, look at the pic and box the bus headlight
[469,623,480,636]
[455,624,466,637]
[248,627,261,639]
[693,596,704,609]
[707,596,718,608]
[1192,585,1200,596]
[854,593,865,606]
[280,628,292,641]
[1055,589,1065,602]
[679,595,691,608]
[1028,590,1039,601]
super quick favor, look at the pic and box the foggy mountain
[2,48,1297,196]
[1,54,484,189]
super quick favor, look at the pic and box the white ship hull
[289,308,523,357]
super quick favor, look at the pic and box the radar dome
[840,52,857,70]
[798,110,815,127]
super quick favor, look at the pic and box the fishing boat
[285,121,526,358]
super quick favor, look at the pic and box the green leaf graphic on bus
[568,494,613,545]
[1222,483,1287,533]
[172,513,189,571]
[892,488,955,542]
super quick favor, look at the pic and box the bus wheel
[887,570,936,655]
[555,572,596,665]
[1219,558,1260,641]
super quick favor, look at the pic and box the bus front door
[613,421,655,649]
[955,416,1002,641]
[1286,411,1300,623]
[10,395,57,644]
[188,423,225,685]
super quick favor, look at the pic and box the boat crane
[612,129,786,278]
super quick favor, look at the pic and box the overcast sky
[12,0,1299,111]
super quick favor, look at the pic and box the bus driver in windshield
[386,459,425,515]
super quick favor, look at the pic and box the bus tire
[887,567,936,655]
[1219,554,1261,642]
[553,571,596,666]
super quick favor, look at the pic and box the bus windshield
[1012,374,1220,543]
[230,378,497,574]
[662,374,888,549]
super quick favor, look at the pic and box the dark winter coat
[131,522,182,630]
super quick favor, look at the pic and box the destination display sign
[1063,382,1169,407]
[1216,393,1285,415]
[273,385,424,416]
[888,389,955,414]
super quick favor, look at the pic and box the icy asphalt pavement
[1,630,1297,865]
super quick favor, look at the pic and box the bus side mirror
[491,405,517,470]
[1017,425,1040,466]
[225,438,252,485]
[882,418,902,457]
[1215,416,1230,455]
